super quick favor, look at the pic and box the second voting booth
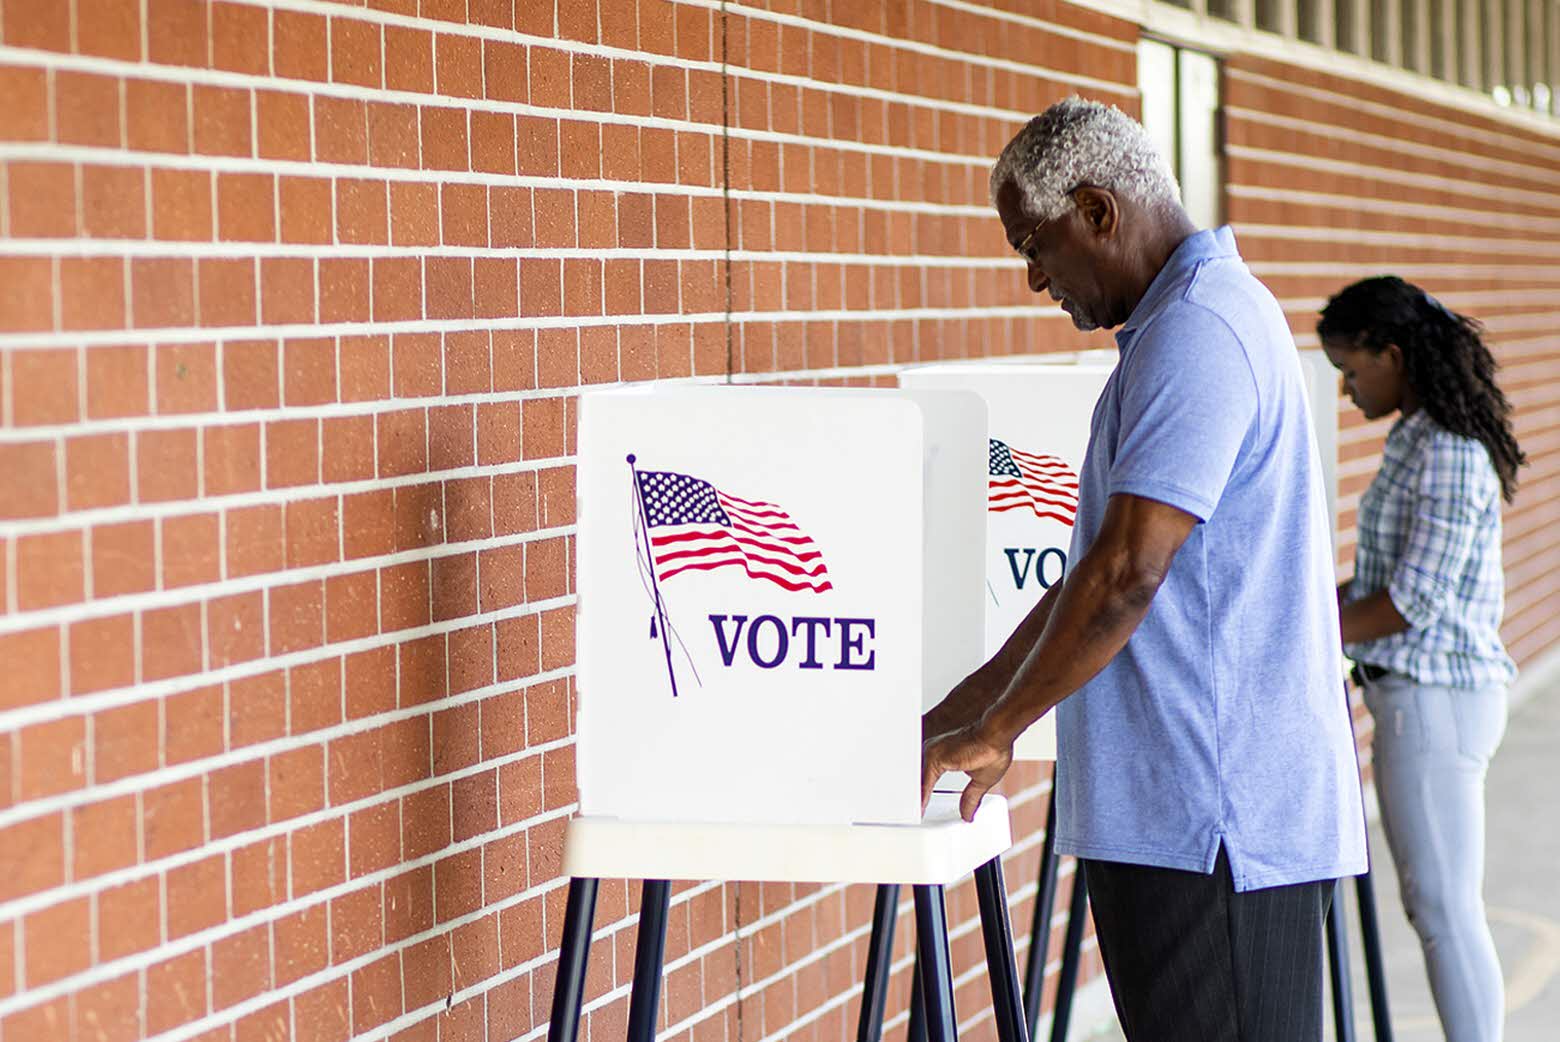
[899,361,1116,759]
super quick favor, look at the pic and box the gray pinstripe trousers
[1083,846,1332,1042]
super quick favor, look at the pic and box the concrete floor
[1085,674,1560,1042]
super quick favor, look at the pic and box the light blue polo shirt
[1055,227,1368,891]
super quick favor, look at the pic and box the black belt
[1351,662,1391,686]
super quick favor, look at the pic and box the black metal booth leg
[975,858,1032,1042]
[546,877,600,1042]
[1024,788,1062,1038]
[1354,871,1394,1042]
[1048,866,1088,1042]
[912,884,959,1042]
[626,879,672,1042]
[1336,679,1392,1042]
[1327,880,1358,1042]
[907,950,927,1042]
[855,884,900,1042]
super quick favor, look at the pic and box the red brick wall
[1223,55,1560,664]
[1,4,1556,1042]
[0,3,1131,1040]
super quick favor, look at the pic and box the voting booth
[552,385,1034,1042]
[576,385,987,826]
[898,362,1116,760]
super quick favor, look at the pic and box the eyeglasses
[1012,219,1047,265]
[1010,185,1089,265]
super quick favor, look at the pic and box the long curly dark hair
[1317,275,1525,503]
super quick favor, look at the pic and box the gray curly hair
[989,97,1182,222]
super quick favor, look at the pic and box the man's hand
[920,723,1014,823]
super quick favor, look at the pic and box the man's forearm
[979,546,1159,744]
[986,580,1064,683]
[924,581,1063,735]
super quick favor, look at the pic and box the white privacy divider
[1298,348,1341,548]
[575,386,987,827]
[899,362,1117,761]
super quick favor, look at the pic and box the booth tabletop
[561,792,1012,886]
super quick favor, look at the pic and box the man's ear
[1384,342,1406,372]
[1071,186,1119,237]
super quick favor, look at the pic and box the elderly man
[921,98,1367,1040]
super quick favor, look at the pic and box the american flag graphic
[988,438,1079,524]
[635,470,833,593]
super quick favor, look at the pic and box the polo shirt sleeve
[1387,432,1497,629]
[1108,305,1259,522]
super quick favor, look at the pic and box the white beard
[1061,299,1098,331]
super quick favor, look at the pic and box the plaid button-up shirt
[1346,409,1516,688]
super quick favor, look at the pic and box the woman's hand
[1340,587,1411,644]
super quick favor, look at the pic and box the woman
[1319,276,1523,1042]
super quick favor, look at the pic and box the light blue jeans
[1363,673,1508,1042]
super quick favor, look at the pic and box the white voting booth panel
[940,349,1117,368]
[1298,348,1341,542]
[899,363,1116,761]
[576,386,986,827]
[1013,349,1118,367]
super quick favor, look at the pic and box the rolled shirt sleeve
[1387,432,1498,629]
[1108,306,1259,522]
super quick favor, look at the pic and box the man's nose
[1338,375,1348,396]
[1027,263,1049,295]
